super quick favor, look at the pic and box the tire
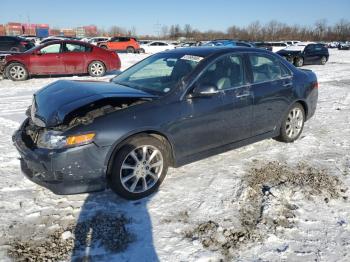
[100,45,108,49]
[276,103,305,143]
[5,63,28,81]
[139,48,145,54]
[109,135,169,200]
[320,56,327,65]
[126,47,135,53]
[88,61,106,77]
[294,57,304,67]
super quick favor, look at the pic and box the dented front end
[13,79,155,194]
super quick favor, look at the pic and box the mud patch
[184,162,347,258]
[7,212,134,261]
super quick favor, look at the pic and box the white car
[140,41,175,54]
[88,37,111,46]
[268,42,289,52]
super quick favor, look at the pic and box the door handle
[235,91,251,98]
[282,81,292,87]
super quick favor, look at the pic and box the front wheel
[126,47,135,53]
[294,57,304,67]
[276,103,305,143]
[109,135,169,200]
[88,61,106,77]
[5,63,28,81]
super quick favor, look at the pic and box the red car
[2,40,121,81]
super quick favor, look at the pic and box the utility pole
[154,21,161,39]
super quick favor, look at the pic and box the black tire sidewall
[88,61,106,77]
[6,63,28,81]
[126,47,135,53]
[278,103,305,143]
[320,56,327,65]
[109,135,169,200]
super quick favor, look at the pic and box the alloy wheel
[90,62,104,76]
[120,145,164,193]
[9,65,26,80]
[285,108,304,139]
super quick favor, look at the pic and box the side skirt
[174,130,278,167]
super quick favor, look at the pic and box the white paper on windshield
[181,55,203,62]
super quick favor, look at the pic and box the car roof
[163,46,268,57]
[41,40,92,45]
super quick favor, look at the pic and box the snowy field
[0,50,349,261]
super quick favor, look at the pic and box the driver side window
[40,44,61,54]
[196,54,244,90]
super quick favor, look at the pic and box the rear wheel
[5,63,28,81]
[276,103,305,143]
[109,135,169,200]
[320,56,327,65]
[294,57,304,67]
[100,45,108,49]
[126,47,135,53]
[88,61,106,77]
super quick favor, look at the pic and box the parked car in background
[277,42,329,67]
[175,41,198,48]
[285,40,300,46]
[139,41,175,53]
[254,42,273,51]
[0,36,35,52]
[202,40,255,48]
[97,36,140,53]
[13,47,318,199]
[338,42,350,50]
[88,37,110,45]
[267,42,289,52]
[40,37,67,45]
[2,40,120,81]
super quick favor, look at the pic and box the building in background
[0,25,5,36]
[84,25,97,37]
[61,28,76,37]
[6,22,22,36]
[35,24,49,38]
[22,24,36,35]
[75,27,86,38]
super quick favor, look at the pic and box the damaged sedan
[13,47,318,199]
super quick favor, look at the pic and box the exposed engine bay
[23,97,150,147]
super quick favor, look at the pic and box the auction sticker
[181,55,203,62]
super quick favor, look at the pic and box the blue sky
[1,0,349,35]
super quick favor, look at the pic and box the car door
[30,43,64,74]
[303,44,318,64]
[174,53,252,158]
[61,42,89,74]
[248,53,293,136]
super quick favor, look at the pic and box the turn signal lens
[66,133,95,146]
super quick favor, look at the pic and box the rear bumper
[12,123,111,195]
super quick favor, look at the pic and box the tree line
[100,19,350,42]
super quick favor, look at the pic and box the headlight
[37,130,95,149]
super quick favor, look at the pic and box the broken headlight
[37,130,67,149]
[36,130,96,149]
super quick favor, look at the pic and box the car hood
[31,80,156,127]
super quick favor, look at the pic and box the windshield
[112,53,203,95]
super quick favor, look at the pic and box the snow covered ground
[0,50,349,261]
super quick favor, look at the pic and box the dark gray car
[13,47,318,199]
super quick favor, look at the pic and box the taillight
[312,82,319,89]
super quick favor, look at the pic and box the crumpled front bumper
[12,122,111,195]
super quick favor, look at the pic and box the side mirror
[190,84,219,98]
